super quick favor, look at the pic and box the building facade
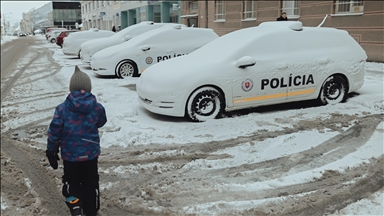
[21,1,81,33]
[181,0,384,62]
[52,2,82,29]
[81,1,123,31]
[80,1,182,31]
[120,0,181,28]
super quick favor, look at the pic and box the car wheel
[51,38,56,43]
[186,87,224,122]
[116,60,138,78]
[318,75,347,105]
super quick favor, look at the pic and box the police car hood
[82,23,168,55]
[138,54,225,96]
[81,37,118,54]
[91,29,164,60]
[92,40,138,60]
[66,30,114,43]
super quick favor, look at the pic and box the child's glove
[46,150,60,169]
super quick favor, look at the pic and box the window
[215,0,225,21]
[170,7,179,23]
[334,0,363,14]
[282,0,300,18]
[153,12,161,22]
[140,7,147,22]
[153,5,161,22]
[243,1,255,20]
[189,1,198,13]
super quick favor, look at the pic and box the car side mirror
[124,35,131,41]
[141,45,150,51]
[235,56,256,68]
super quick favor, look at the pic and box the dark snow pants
[62,158,100,215]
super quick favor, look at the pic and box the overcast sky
[1,1,51,24]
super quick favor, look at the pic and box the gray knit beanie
[69,66,92,93]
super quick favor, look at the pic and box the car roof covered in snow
[188,21,362,61]
[67,28,114,39]
[123,24,217,46]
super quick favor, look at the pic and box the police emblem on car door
[232,59,289,108]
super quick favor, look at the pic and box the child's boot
[65,196,82,216]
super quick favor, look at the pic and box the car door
[285,32,322,101]
[139,28,190,73]
[231,36,289,109]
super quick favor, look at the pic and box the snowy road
[1,35,383,216]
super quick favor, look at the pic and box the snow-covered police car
[137,21,367,122]
[80,22,179,65]
[90,25,219,78]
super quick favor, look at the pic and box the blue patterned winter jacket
[47,90,107,162]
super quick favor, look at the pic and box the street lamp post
[3,13,7,37]
[2,12,12,37]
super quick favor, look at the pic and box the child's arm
[47,106,64,152]
[96,103,107,128]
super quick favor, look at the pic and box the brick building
[181,1,384,62]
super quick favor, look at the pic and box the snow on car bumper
[137,96,184,117]
[62,47,78,56]
[92,68,114,76]
[81,53,91,64]
[91,60,115,76]
[137,93,185,117]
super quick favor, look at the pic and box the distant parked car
[47,30,65,43]
[136,21,368,122]
[80,21,181,65]
[91,25,219,78]
[62,28,115,58]
[45,27,66,40]
[56,30,78,48]
[19,32,27,37]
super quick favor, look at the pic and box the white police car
[137,21,367,122]
[80,22,178,65]
[90,25,219,78]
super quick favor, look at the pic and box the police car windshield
[189,27,257,59]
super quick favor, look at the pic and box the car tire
[50,38,56,43]
[116,60,138,78]
[186,86,224,122]
[318,75,348,105]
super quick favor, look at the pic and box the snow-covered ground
[1,35,18,44]
[1,34,383,215]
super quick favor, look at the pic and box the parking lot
[1,34,383,215]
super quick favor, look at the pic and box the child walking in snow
[46,66,107,216]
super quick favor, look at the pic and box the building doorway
[187,17,198,27]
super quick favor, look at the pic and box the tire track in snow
[1,52,40,104]
[95,114,383,213]
[99,114,381,170]
[1,91,66,108]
